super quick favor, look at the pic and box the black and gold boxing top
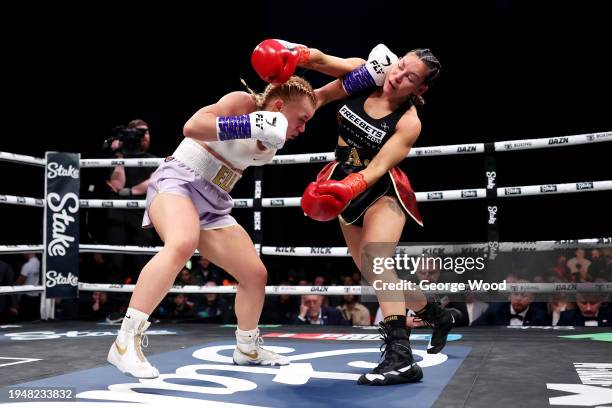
[337,89,413,153]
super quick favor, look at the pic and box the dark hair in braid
[405,48,441,106]
[409,48,441,86]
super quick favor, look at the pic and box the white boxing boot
[107,307,159,378]
[232,327,289,366]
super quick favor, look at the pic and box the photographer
[106,119,154,196]
[105,119,156,284]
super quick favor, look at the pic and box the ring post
[42,152,81,319]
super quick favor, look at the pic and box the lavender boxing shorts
[142,158,237,230]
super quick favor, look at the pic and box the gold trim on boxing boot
[238,349,259,360]
[114,340,127,356]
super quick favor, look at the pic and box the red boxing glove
[251,39,310,85]
[301,173,367,222]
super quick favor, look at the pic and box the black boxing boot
[415,302,463,354]
[357,315,423,385]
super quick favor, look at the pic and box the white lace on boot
[107,320,159,378]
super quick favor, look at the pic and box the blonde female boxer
[107,48,321,377]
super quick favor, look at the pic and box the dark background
[1,1,611,278]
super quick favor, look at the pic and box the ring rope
[2,131,610,168]
[1,282,610,296]
[1,238,610,256]
[4,179,608,211]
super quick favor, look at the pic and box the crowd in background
[1,247,611,327]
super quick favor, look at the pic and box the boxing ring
[1,130,611,407]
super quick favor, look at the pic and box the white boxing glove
[216,111,288,150]
[249,111,288,149]
[367,44,399,85]
[342,44,399,94]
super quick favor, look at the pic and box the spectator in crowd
[163,293,195,318]
[191,257,222,285]
[0,259,15,320]
[12,253,41,321]
[54,298,80,320]
[588,249,607,281]
[472,279,550,326]
[567,248,592,283]
[298,279,312,286]
[87,291,117,321]
[463,292,489,326]
[548,254,570,282]
[557,292,611,326]
[327,275,355,308]
[338,295,371,325]
[328,276,340,286]
[194,281,233,323]
[79,252,129,320]
[342,275,355,286]
[261,281,300,324]
[505,272,519,283]
[81,253,120,284]
[313,275,326,286]
[286,271,298,286]
[175,267,195,286]
[105,119,156,283]
[603,249,612,277]
[549,293,574,326]
[292,295,350,325]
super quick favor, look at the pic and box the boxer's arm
[313,44,398,108]
[183,92,257,141]
[359,113,421,186]
[301,48,366,77]
[314,79,347,109]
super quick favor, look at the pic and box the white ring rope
[5,180,607,210]
[0,245,43,254]
[80,199,145,209]
[0,285,45,294]
[260,238,612,257]
[2,282,611,296]
[79,158,164,168]
[1,238,610,256]
[2,131,610,167]
[497,180,612,198]
[493,132,612,152]
[0,195,44,207]
[0,151,46,167]
[2,132,611,300]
